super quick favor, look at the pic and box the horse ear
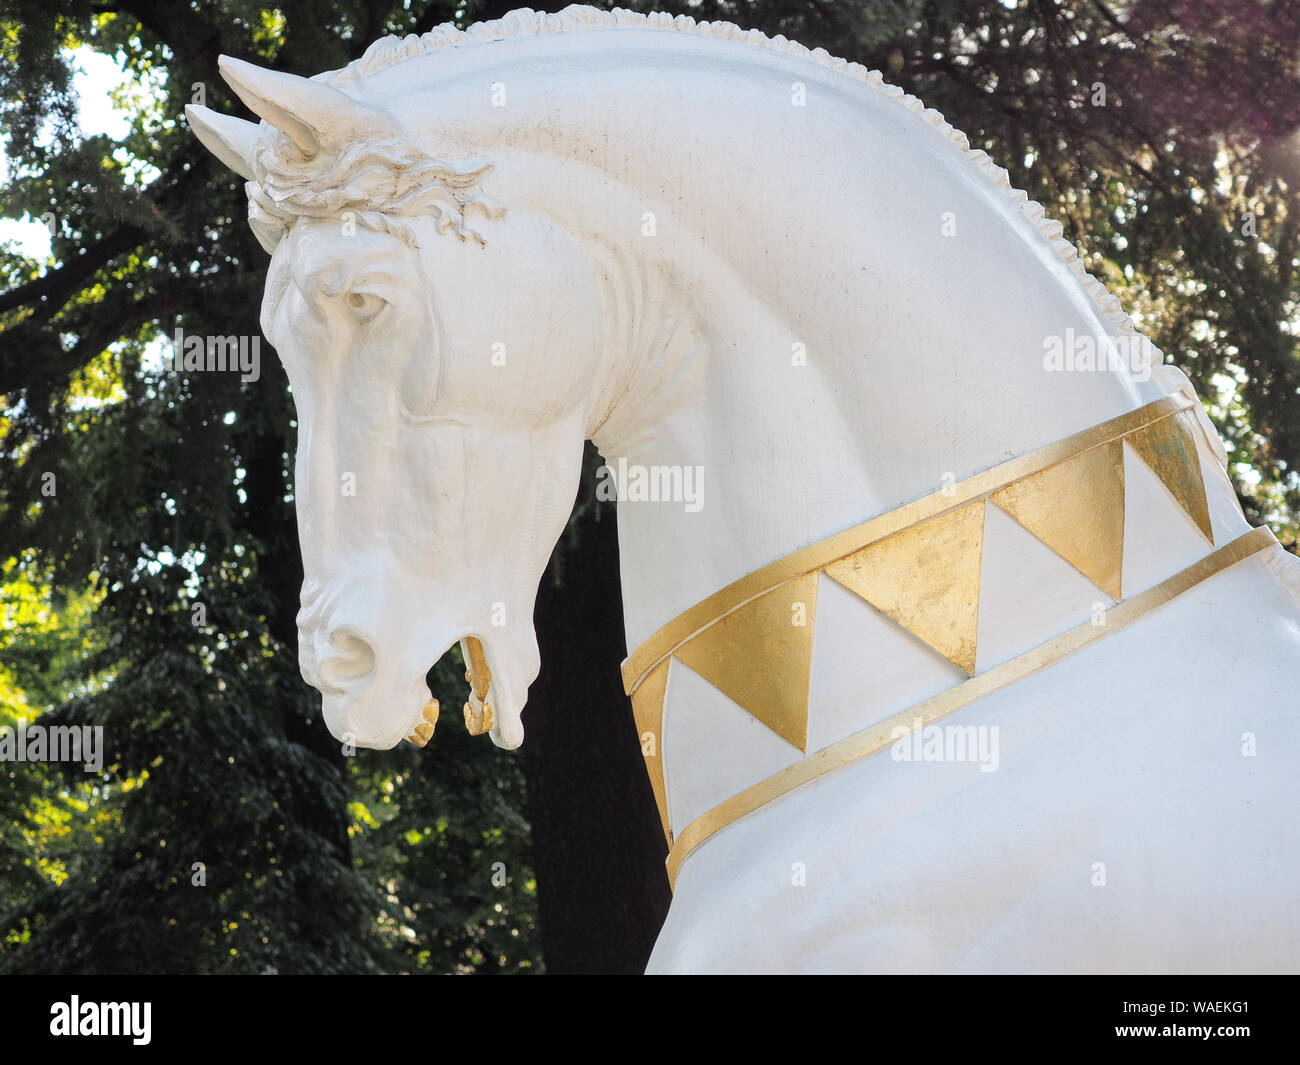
[216,55,395,158]
[186,104,259,180]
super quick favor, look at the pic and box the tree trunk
[522,478,672,973]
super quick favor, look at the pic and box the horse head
[188,57,611,750]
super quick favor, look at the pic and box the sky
[0,47,133,259]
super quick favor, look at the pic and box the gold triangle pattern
[1127,410,1214,544]
[674,572,818,752]
[629,658,672,844]
[626,395,1231,852]
[824,501,984,675]
[991,440,1126,598]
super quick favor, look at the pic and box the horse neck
[592,196,1233,849]
[597,261,1162,646]
[553,81,1167,646]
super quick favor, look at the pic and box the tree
[2,0,1297,974]
[1,0,550,975]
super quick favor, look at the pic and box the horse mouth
[405,635,497,748]
[308,622,527,753]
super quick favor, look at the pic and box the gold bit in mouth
[406,698,441,747]
[463,699,494,736]
[461,636,495,736]
[463,637,492,701]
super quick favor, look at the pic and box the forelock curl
[245,132,505,251]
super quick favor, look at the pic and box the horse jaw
[311,604,538,753]
[297,417,589,755]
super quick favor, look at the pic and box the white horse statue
[188,6,1300,973]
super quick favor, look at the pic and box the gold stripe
[665,526,1278,888]
[624,393,1193,696]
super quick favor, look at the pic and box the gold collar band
[623,392,1195,695]
[663,525,1278,888]
[619,392,1279,886]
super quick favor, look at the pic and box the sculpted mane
[247,134,502,251]
[310,4,1139,338]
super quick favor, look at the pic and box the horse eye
[345,291,387,321]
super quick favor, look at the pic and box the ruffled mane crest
[244,132,504,252]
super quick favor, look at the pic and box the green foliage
[1,0,1297,974]
[1,0,540,974]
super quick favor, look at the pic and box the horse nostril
[318,630,377,690]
